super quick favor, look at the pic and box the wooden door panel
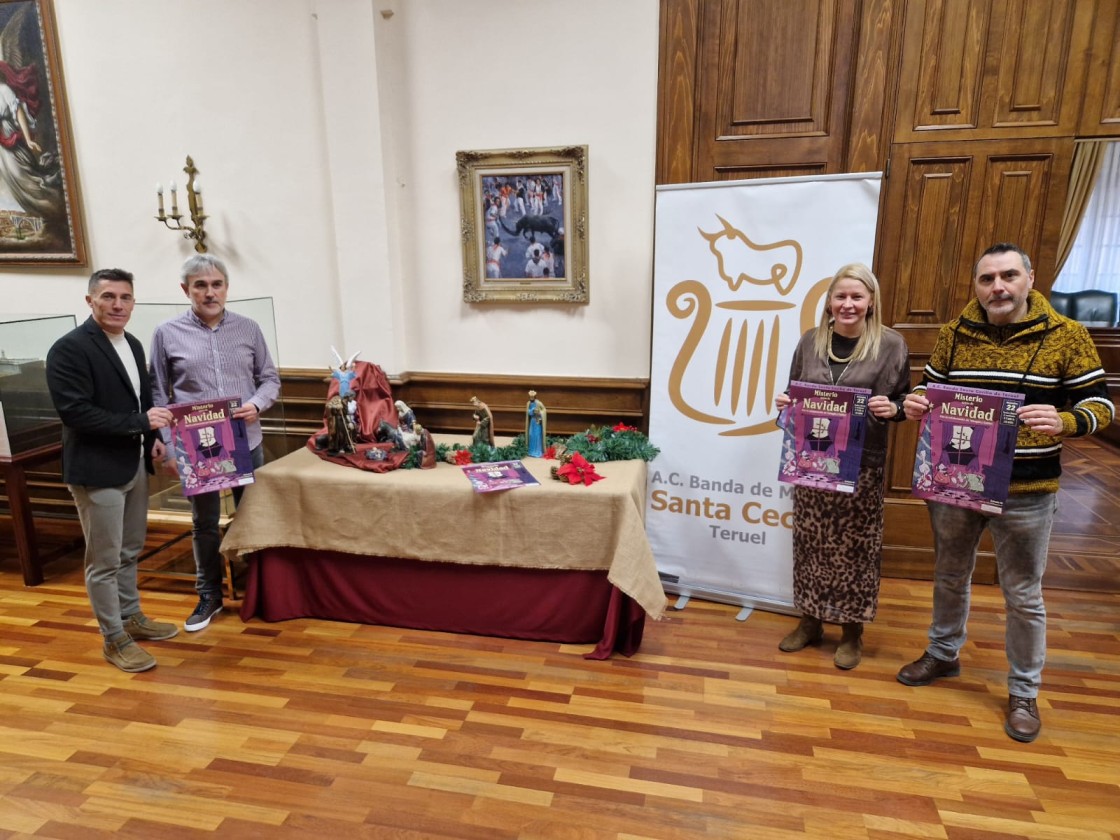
[657,0,702,184]
[896,0,1084,141]
[897,0,990,134]
[880,138,1068,328]
[881,153,973,327]
[693,0,857,179]
[1079,0,1120,134]
[989,0,1078,129]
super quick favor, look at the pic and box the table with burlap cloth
[221,438,667,620]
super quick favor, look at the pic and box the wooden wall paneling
[878,138,1070,330]
[973,142,1071,289]
[1078,0,1120,135]
[392,372,651,439]
[894,0,1086,142]
[270,369,651,457]
[878,147,974,331]
[894,0,990,137]
[693,0,858,180]
[846,0,900,173]
[988,0,1083,131]
[657,0,701,183]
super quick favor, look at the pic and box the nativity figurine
[470,395,495,447]
[526,390,547,457]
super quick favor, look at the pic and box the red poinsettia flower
[612,423,638,433]
[556,452,604,486]
[453,449,473,465]
[543,445,558,460]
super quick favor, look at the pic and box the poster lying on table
[777,381,871,494]
[168,397,255,497]
[912,383,1024,514]
[462,460,540,493]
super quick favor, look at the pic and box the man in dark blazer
[46,268,177,672]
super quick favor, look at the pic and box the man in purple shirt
[149,254,281,631]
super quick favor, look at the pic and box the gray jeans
[190,444,265,598]
[925,493,1057,699]
[69,461,150,639]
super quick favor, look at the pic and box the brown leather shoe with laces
[896,651,961,686]
[1005,695,1041,743]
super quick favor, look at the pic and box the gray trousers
[69,461,150,639]
[925,493,1057,699]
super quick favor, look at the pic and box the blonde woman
[773,263,910,669]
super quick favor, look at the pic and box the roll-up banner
[648,173,883,611]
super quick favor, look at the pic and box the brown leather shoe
[1005,695,1041,743]
[896,651,960,686]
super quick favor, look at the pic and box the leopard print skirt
[791,466,884,624]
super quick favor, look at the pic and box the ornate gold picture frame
[0,0,86,264]
[457,145,588,304]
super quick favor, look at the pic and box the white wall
[0,0,658,378]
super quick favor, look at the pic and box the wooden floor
[1,434,1118,838]
[0,546,1117,836]
[1042,435,1120,592]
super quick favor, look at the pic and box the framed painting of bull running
[0,0,86,264]
[457,145,588,304]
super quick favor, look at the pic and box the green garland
[434,433,532,467]
[431,425,659,467]
[561,425,660,463]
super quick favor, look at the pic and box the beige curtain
[1055,140,1109,278]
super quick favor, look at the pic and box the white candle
[169,181,178,215]
[156,183,164,217]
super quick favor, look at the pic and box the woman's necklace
[828,327,857,363]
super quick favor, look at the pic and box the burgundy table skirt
[239,547,647,659]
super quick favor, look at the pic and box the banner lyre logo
[666,215,829,436]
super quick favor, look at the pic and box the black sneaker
[185,595,223,632]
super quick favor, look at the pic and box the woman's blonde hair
[811,262,884,363]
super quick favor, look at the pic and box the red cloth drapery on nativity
[306,361,408,472]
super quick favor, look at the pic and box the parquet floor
[1044,435,1120,592]
[1,539,1118,838]
[1,434,1118,838]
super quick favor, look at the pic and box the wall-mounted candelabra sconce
[155,155,208,253]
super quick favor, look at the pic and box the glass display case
[0,314,78,587]
[0,314,76,457]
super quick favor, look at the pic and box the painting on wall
[0,0,86,264]
[457,145,588,304]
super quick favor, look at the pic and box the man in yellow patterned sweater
[896,243,1115,743]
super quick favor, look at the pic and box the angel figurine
[329,346,361,398]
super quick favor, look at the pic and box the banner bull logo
[666,215,831,436]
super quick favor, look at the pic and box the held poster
[168,397,255,497]
[777,381,871,494]
[912,383,1024,514]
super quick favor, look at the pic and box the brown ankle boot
[778,615,823,652]
[834,623,863,670]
